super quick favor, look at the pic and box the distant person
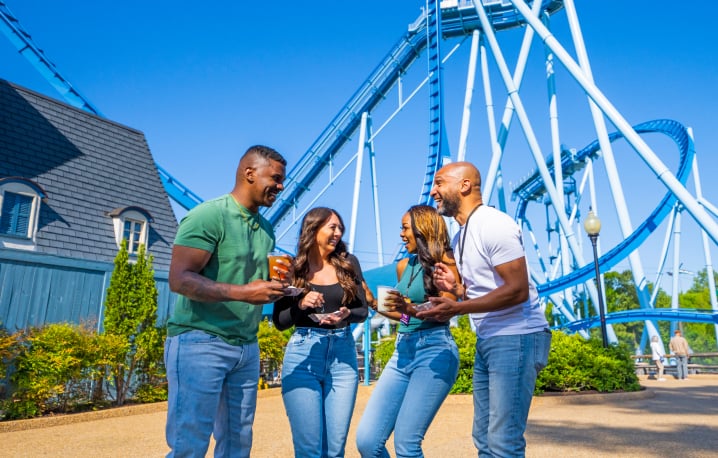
[272,207,369,458]
[165,145,289,458]
[356,205,460,457]
[418,161,551,457]
[670,329,691,380]
[650,335,666,381]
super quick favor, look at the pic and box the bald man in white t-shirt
[418,161,551,457]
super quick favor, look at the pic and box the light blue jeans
[675,355,689,379]
[473,329,551,458]
[356,326,459,458]
[164,330,260,458]
[281,327,359,458]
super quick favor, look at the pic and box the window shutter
[0,192,33,236]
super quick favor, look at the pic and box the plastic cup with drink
[267,251,292,282]
[376,285,401,312]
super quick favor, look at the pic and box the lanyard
[458,204,482,269]
[405,257,422,291]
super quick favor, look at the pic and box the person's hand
[416,295,459,322]
[433,262,460,294]
[242,279,288,304]
[269,255,294,285]
[383,290,408,313]
[299,291,325,310]
[318,306,350,325]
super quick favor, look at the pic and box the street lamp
[584,209,608,348]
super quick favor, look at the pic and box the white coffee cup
[376,286,399,312]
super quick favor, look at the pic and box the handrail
[632,352,718,360]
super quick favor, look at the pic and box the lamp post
[584,209,608,348]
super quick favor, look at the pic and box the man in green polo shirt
[164,145,288,458]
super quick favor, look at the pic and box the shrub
[0,326,22,398]
[257,319,288,387]
[368,323,639,396]
[373,336,396,370]
[535,331,641,393]
[449,316,476,394]
[1,323,125,419]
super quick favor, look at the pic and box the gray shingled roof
[0,79,177,270]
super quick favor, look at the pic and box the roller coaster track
[561,309,718,333]
[262,0,564,226]
[0,0,563,218]
[5,0,715,344]
[512,119,694,295]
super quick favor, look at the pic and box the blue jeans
[164,330,260,458]
[473,329,551,458]
[356,326,459,458]
[281,327,359,458]
[675,355,689,379]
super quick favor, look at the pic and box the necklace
[234,199,261,231]
[458,203,482,269]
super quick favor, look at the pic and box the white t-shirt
[454,205,548,338]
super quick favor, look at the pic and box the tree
[679,268,718,356]
[583,270,671,353]
[603,270,643,348]
[103,241,162,405]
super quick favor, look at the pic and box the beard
[437,192,460,217]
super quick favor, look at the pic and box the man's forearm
[171,272,239,303]
[457,285,527,314]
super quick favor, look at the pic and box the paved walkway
[2,375,718,457]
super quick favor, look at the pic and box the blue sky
[2,1,716,295]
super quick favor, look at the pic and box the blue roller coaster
[3,0,717,357]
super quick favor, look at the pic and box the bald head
[440,162,482,190]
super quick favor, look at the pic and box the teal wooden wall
[0,248,175,332]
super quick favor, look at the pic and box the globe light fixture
[584,209,608,348]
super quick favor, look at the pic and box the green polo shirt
[167,194,275,345]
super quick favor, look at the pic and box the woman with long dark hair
[356,204,460,457]
[272,207,368,458]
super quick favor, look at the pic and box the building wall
[0,248,176,332]
[0,80,179,331]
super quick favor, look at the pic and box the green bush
[373,336,397,370]
[258,319,289,386]
[367,323,639,396]
[449,316,476,394]
[0,326,22,398]
[1,323,126,420]
[535,331,640,393]
[134,325,168,403]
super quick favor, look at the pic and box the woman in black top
[273,207,368,458]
